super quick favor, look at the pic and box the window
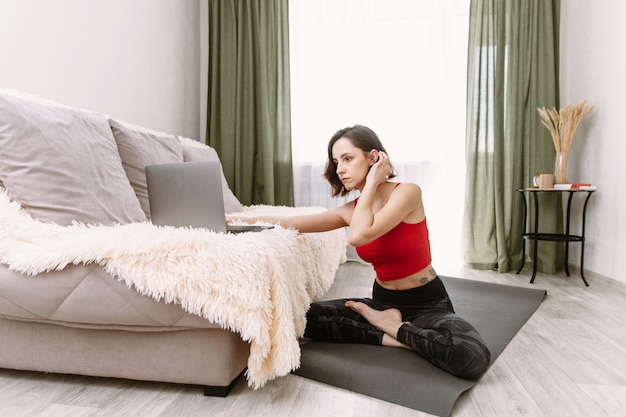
[289,0,470,268]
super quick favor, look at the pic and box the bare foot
[382,334,412,350]
[345,301,406,346]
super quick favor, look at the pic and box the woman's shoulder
[391,182,422,197]
[389,182,424,207]
[390,182,425,220]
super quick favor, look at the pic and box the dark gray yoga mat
[294,276,546,417]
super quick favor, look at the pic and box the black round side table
[516,188,596,286]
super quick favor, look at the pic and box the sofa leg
[203,370,245,397]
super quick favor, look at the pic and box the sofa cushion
[109,119,184,219]
[0,91,146,226]
[179,137,243,213]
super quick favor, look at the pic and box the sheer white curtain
[289,0,470,270]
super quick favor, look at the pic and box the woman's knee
[447,342,491,379]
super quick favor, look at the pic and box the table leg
[578,192,593,287]
[564,192,575,276]
[530,191,539,283]
[517,190,528,274]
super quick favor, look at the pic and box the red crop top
[355,202,432,281]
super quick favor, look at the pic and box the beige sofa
[0,90,346,395]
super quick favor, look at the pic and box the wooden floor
[1,261,625,417]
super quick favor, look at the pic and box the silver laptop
[145,160,272,233]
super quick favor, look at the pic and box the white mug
[533,173,554,189]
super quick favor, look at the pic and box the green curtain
[463,0,563,273]
[207,0,294,206]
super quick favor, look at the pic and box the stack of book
[554,183,597,190]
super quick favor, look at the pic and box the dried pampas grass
[537,101,594,152]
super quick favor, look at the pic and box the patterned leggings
[303,277,491,379]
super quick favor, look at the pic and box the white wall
[561,0,626,283]
[0,0,202,140]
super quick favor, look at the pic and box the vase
[555,150,569,184]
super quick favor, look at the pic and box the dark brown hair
[324,125,397,197]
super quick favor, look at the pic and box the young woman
[230,125,491,379]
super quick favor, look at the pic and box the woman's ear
[369,149,379,165]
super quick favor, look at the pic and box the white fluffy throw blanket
[0,188,347,388]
